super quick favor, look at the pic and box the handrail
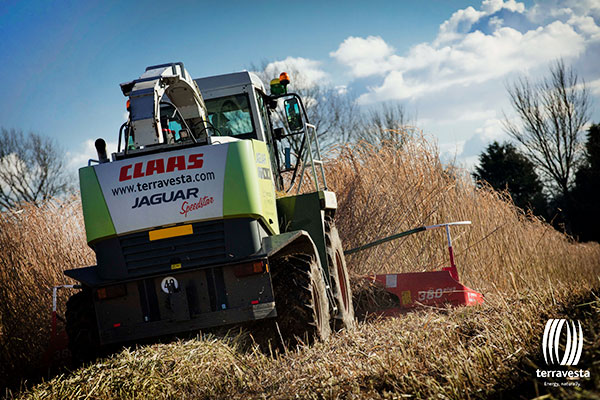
[296,123,327,194]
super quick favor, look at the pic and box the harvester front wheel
[65,289,99,364]
[325,218,355,330]
[270,254,331,346]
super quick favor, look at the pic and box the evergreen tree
[570,124,600,242]
[473,141,547,217]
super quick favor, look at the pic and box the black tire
[65,290,100,364]
[325,217,355,331]
[269,254,331,347]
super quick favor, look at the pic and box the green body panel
[276,191,329,277]
[79,167,116,243]
[222,140,279,235]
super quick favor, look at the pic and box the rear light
[96,284,127,301]
[234,260,269,278]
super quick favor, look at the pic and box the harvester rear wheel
[269,254,331,347]
[325,217,355,330]
[65,289,99,364]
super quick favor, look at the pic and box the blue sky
[1,0,599,172]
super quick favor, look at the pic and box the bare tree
[306,85,361,149]
[0,128,70,209]
[503,60,590,197]
[359,102,414,146]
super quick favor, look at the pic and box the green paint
[223,141,260,214]
[250,140,279,235]
[277,192,328,277]
[79,166,116,243]
[223,140,278,234]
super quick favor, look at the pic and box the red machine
[347,221,484,316]
[369,270,484,316]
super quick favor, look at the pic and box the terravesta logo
[536,318,590,384]
[542,319,583,366]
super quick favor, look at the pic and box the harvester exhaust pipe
[95,138,109,163]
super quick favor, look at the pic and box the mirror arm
[285,134,306,193]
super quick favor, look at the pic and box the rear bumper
[100,301,276,344]
[91,259,275,345]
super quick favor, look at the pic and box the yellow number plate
[149,224,193,241]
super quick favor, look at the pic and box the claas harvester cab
[65,62,354,361]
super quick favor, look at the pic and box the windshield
[205,94,255,139]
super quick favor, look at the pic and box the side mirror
[284,147,291,170]
[274,127,284,140]
[284,98,303,132]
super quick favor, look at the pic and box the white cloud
[587,78,600,96]
[435,109,498,125]
[329,0,598,105]
[482,0,525,14]
[488,16,504,30]
[439,140,465,157]
[567,15,600,39]
[477,118,506,141]
[262,57,327,89]
[436,6,485,45]
[528,0,600,25]
[329,36,398,77]
[433,117,508,166]
[435,0,525,45]
[335,85,348,95]
[356,21,586,104]
[458,109,498,122]
[439,141,483,170]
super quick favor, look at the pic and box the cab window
[256,91,271,136]
[205,94,256,139]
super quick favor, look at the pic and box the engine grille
[119,220,228,274]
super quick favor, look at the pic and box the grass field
[1,135,599,399]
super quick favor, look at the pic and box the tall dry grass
[2,134,600,398]
[326,135,599,302]
[0,200,94,387]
